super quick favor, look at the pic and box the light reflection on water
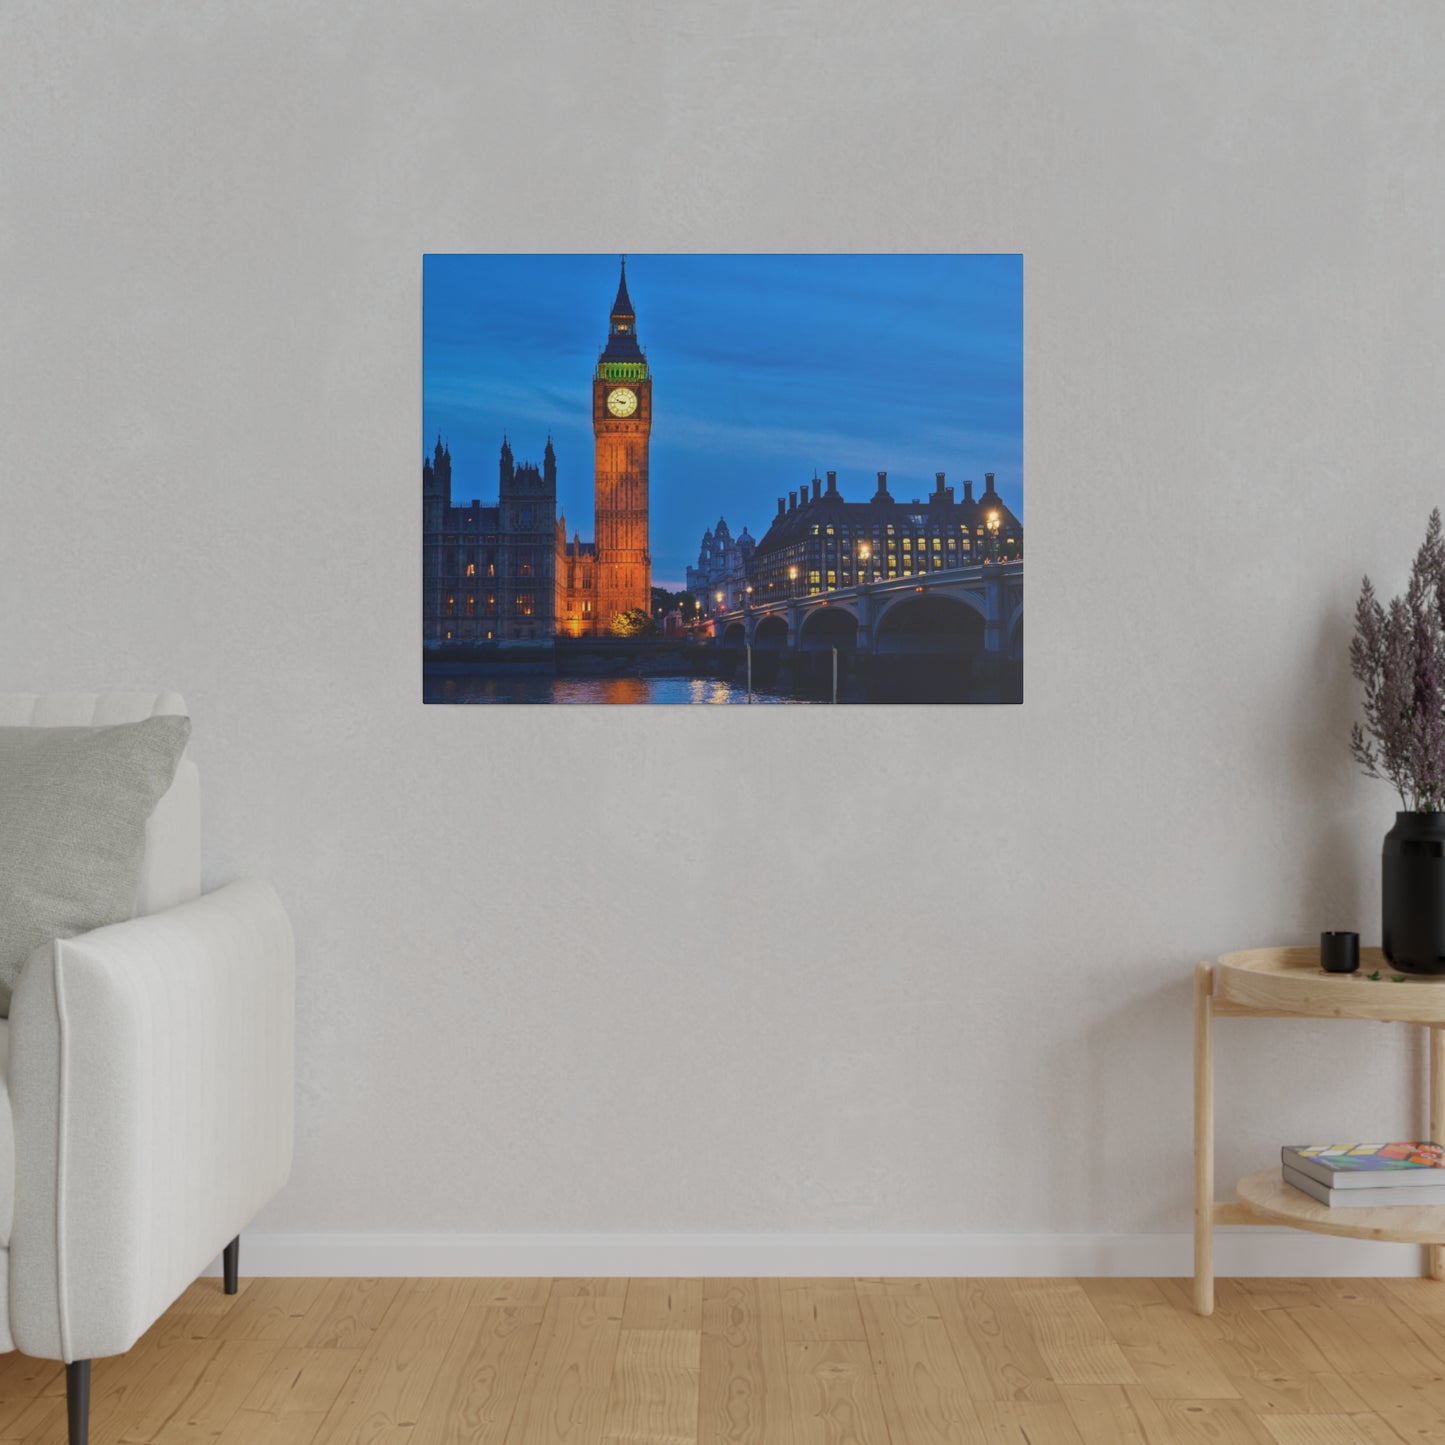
[424,674,811,705]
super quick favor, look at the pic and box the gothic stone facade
[423,260,653,644]
[687,518,756,623]
[422,436,560,644]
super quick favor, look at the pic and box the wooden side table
[1194,947,1445,1315]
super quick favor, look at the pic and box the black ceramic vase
[1383,812,1445,975]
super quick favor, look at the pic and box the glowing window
[465,563,476,577]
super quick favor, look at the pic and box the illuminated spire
[600,255,644,365]
[611,254,635,327]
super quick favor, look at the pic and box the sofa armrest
[7,879,294,1361]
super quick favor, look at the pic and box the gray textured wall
[2,1,1443,1238]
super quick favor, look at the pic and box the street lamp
[858,542,871,585]
[986,510,1000,563]
[788,564,799,599]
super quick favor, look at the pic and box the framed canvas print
[423,254,1022,704]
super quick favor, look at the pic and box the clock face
[606,387,638,418]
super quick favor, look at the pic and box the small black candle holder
[1320,931,1360,974]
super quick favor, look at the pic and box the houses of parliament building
[422,259,652,643]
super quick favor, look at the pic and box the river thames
[424,674,811,705]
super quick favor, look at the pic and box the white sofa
[0,692,294,1445]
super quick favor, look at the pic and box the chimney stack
[825,470,838,496]
[789,490,797,512]
[963,480,974,503]
[984,471,996,495]
[777,497,786,518]
[812,477,822,501]
[935,471,946,491]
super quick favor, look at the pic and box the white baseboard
[204,1229,1429,1278]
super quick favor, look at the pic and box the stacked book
[1283,1143,1445,1207]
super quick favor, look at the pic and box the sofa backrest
[0,691,202,916]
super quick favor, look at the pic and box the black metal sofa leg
[65,1238,238,1443]
[67,1360,90,1445]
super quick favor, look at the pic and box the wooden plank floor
[6,1277,1445,1443]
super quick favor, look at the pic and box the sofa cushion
[0,693,200,919]
[0,716,191,1015]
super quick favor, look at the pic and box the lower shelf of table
[1234,1168,1445,1244]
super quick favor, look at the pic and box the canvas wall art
[423,254,1023,704]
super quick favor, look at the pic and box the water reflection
[424,674,806,705]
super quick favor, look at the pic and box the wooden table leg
[1194,962,1215,1315]
[1431,1025,1445,1282]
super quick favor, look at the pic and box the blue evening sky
[423,254,1023,589]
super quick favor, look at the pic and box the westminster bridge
[711,559,1023,661]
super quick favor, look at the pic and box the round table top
[1216,946,1445,1023]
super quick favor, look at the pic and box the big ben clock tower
[593,257,652,629]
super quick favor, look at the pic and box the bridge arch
[753,614,789,650]
[874,593,986,655]
[873,587,987,633]
[721,621,746,647]
[798,606,859,652]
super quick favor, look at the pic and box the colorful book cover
[1286,1143,1445,1172]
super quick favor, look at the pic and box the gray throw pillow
[0,714,192,1014]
